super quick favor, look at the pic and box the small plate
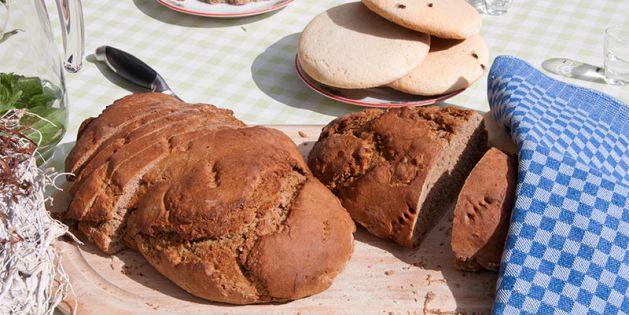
[156,0,295,18]
[295,55,465,108]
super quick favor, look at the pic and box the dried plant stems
[0,110,74,315]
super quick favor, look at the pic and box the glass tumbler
[484,0,512,15]
[604,25,629,85]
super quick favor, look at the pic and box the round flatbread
[389,35,489,96]
[297,2,430,89]
[361,0,481,39]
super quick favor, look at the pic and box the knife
[94,45,182,100]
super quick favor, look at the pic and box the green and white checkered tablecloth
[58,0,629,146]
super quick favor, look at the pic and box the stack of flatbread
[297,0,489,96]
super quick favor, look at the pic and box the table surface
[58,0,629,147]
[41,1,627,313]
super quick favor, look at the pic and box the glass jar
[0,0,84,161]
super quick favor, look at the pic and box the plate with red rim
[156,0,295,18]
[295,55,466,108]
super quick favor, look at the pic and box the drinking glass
[604,25,629,85]
[484,0,512,15]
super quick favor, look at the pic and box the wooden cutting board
[56,115,516,315]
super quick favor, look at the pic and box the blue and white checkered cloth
[488,56,629,314]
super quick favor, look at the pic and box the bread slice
[66,93,182,174]
[451,147,517,271]
[70,125,240,254]
[66,99,245,254]
[308,106,487,247]
[70,106,244,191]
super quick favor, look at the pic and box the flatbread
[389,35,489,96]
[297,2,430,89]
[361,0,481,39]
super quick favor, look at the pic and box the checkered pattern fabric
[488,56,629,315]
[35,0,629,146]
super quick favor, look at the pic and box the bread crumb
[384,270,395,276]
[423,292,435,312]
[412,261,426,268]
[298,131,308,138]
[145,302,160,310]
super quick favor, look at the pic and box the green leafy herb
[22,106,65,146]
[0,73,64,150]
[0,73,59,110]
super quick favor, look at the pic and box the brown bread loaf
[307,106,487,247]
[451,147,517,271]
[65,93,355,304]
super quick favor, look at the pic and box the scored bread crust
[308,106,487,247]
[66,93,182,175]
[451,147,517,271]
[65,93,355,304]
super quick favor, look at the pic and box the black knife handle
[94,45,170,92]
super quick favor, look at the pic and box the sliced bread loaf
[65,93,355,304]
[308,106,487,247]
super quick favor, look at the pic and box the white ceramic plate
[156,0,295,18]
[295,55,465,108]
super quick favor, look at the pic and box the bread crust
[389,35,489,96]
[297,2,430,89]
[451,147,517,271]
[361,0,482,39]
[66,93,355,304]
[308,106,487,247]
[66,93,182,174]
